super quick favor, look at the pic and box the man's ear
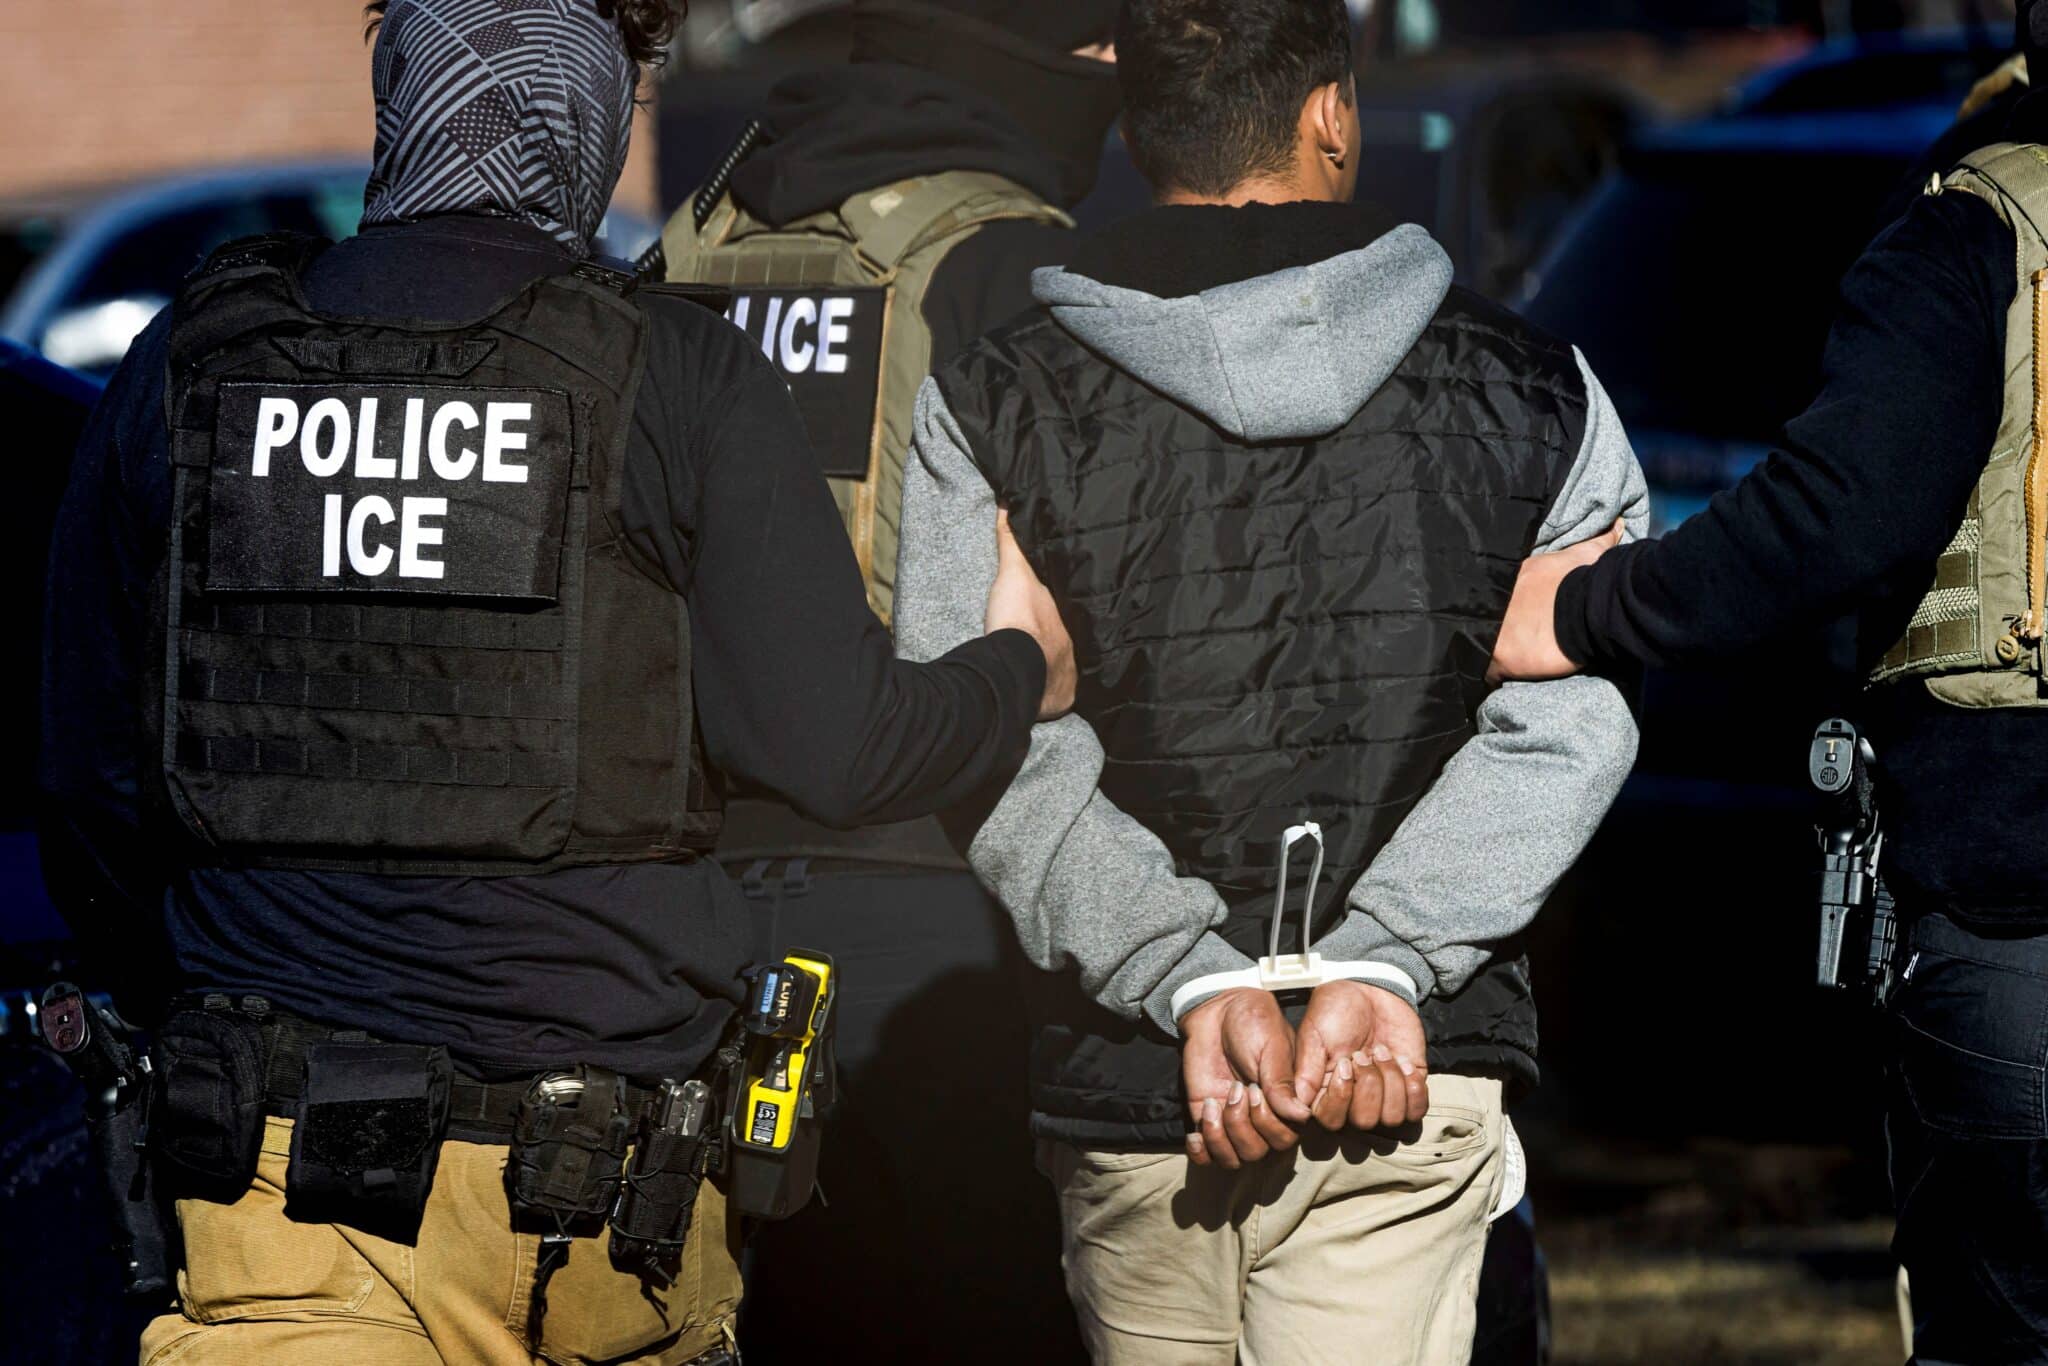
[1308,81,1349,162]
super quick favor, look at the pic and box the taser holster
[724,952,837,1220]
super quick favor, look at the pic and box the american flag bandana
[362,0,637,257]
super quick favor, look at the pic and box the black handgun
[38,983,172,1299]
[1808,719,1898,1001]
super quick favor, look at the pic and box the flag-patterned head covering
[363,0,637,257]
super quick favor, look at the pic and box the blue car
[0,162,368,377]
[1521,28,2011,533]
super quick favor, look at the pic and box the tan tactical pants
[1041,1074,1506,1366]
[140,1116,742,1365]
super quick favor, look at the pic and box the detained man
[893,0,1644,1360]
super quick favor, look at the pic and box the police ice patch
[722,285,886,480]
[206,382,575,600]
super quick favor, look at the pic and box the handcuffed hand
[984,510,1077,720]
[1289,980,1429,1133]
[1178,988,1311,1169]
[1485,520,1622,683]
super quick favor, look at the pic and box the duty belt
[175,994,662,1144]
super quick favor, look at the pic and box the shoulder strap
[1948,142,2048,249]
[837,170,1073,272]
[635,281,735,315]
[195,231,328,282]
[656,188,840,274]
[660,169,1070,285]
[167,234,327,396]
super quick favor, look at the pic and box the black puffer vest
[939,287,1585,1147]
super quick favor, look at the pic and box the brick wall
[0,1,659,214]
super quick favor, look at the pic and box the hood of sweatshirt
[1031,203,1453,444]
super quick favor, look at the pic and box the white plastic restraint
[1260,822,1328,991]
[1167,820,1421,1024]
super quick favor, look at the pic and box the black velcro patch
[719,285,887,479]
[300,1097,434,1172]
[207,382,576,601]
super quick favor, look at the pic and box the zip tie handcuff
[1168,823,1419,1025]
[1261,821,1329,988]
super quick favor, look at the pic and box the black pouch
[509,1066,631,1234]
[609,1128,707,1279]
[151,1002,266,1203]
[286,1041,452,1238]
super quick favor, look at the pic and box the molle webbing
[1873,493,1982,678]
[158,234,720,876]
[660,170,1071,623]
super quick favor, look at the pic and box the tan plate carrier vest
[1877,142,2048,708]
[659,171,1071,623]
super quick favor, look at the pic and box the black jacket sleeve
[623,296,1043,828]
[1555,188,2015,671]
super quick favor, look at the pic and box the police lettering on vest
[721,287,886,479]
[207,382,576,602]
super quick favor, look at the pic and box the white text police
[244,393,538,581]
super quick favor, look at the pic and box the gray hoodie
[894,222,1649,1035]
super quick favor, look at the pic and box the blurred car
[1368,0,1792,50]
[0,162,367,376]
[0,162,660,378]
[1347,66,1643,296]
[1520,34,1999,537]
[1726,22,2013,116]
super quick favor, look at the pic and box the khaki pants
[1042,1073,1506,1366]
[141,1117,742,1366]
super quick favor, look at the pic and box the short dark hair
[1115,0,1354,197]
[363,0,685,67]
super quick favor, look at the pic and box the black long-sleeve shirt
[1556,187,2048,920]
[39,214,1043,1077]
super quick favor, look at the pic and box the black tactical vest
[939,288,1585,1146]
[154,235,721,876]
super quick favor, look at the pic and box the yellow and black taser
[726,950,836,1219]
